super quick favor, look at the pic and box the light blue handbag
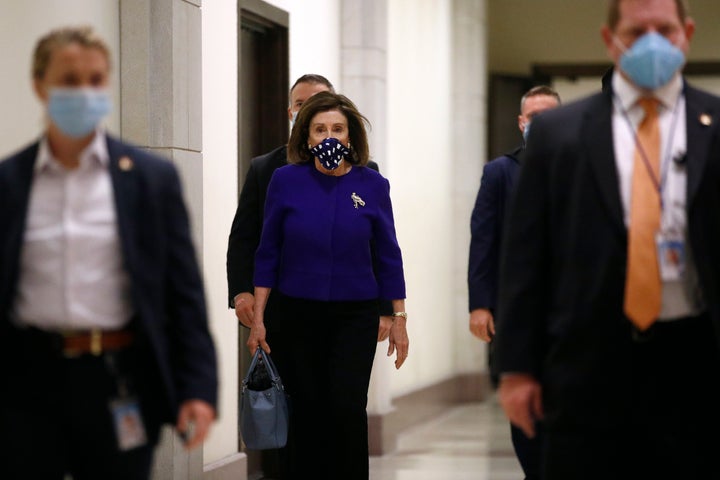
[240,348,289,450]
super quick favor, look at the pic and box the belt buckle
[61,328,104,358]
[90,329,102,356]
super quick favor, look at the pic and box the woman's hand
[247,287,272,354]
[246,316,270,354]
[377,315,393,342]
[387,316,409,369]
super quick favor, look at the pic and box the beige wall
[0,0,120,158]
[388,0,457,395]
[202,0,241,466]
[266,0,343,93]
[488,0,720,76]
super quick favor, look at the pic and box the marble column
[119,0,205,478]
[451,0,488,377]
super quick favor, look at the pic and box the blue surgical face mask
[290,110,299,130]
[48,87,112,138]
[309,137,351,170]
[616,32,685,90]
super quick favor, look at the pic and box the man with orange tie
[493,1,720,478]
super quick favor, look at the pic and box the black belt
[631,311,709,343]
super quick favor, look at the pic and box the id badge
[110,397,148,451]
[656,230,686,281]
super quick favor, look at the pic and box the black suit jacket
[226,146,391,314]
[467,146,522,312]
[494,82,720,430]
[0,135,218,423]
[227,145,288,304]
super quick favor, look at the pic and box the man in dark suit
[467,85,559,480]
[494,1,720,478]
[0,26,217,479]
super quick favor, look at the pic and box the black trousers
[266,292,378,480]
[0,327,161,480]
[543,313,720,480]
[511,423,543,480]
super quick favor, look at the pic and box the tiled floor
[369,396,525,480]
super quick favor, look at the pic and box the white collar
[36,129,109,173]
[612,69,683,113]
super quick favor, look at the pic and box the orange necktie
[624,97,662,331]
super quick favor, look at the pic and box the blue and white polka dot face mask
[309,137,351,170]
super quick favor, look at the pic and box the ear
[683,17,696,44]
[600,25,614,51]
[287,106,293,121]
[517,114,524,134]
[601,25,623,65]
[33,78,49,102]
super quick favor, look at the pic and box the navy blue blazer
[467,146,523,312]
[0,135,218,423]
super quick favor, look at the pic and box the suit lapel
[2,145,38,301]
[583,92,626,234]
[684,85,717,208]
[105,136,140,273]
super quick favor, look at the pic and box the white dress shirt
[611,71,703,320]
[13,131,133,331]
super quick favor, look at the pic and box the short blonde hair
[32,25,111,80]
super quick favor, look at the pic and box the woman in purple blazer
[247,91,408,479]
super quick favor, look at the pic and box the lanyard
[614,93,682,210]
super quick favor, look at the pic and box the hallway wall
[201,0,240,467]
[0,0,120,157]
[489,0,720,76]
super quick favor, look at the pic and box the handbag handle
[242,348,285,390]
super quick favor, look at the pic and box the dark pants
[511,423,542,480]
[267,292,378,480]
[490,310,540,478]
[0,327,161,480]
[543,313,720,480]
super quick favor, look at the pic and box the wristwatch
[391,312,408,319]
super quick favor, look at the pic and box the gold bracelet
[391,312,408,319]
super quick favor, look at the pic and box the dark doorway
[487,74,534,161]
[239,1,289,186]
[238,1,288,477]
